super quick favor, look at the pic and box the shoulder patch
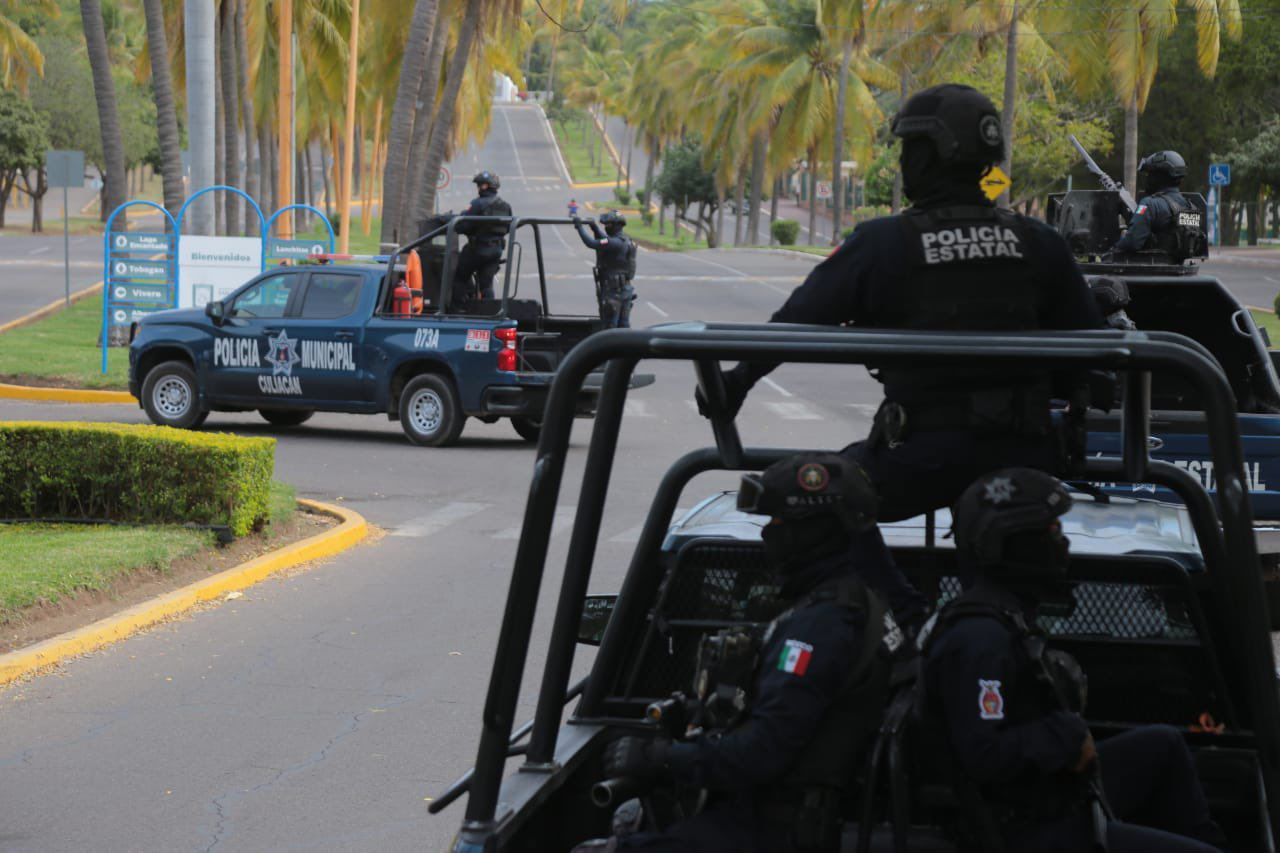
[777,639,813,676]
[978,679,1005,720]
[1136,204,1148,216]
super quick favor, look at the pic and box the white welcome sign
[177,235,264,308]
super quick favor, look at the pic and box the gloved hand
[694,365,752,421]
[603,736,670,783]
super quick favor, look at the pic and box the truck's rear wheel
[511,416,541,443]
[399,374,465,446]
[141,360,207,429]
[259,409,314,427]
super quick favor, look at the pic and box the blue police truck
[128,216,626,446]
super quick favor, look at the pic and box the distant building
[493,73,518,103]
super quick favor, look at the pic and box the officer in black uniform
[451,170,512,307]
[922,468,1226,853]
[696,83,1104,628]
[575,211,638,328]
[589,453,895,853]
[1111,151,1194,258]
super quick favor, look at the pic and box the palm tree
[235,0,258,232]
[0,0,57,91]
[142,0,183,220]
[81,0,128,228]
[1091,0,1241,191]
[399,4,449,241]
[379,0,440,245]
[220,0,241,233]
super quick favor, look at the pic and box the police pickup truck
[129,216,627,446]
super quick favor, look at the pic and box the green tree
[654,138,721,246]
[0,89,49,228]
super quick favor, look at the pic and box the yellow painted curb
[0,383,134,404]
[0,280,103,335]
[571,180,618,190]
[0,498,369,686]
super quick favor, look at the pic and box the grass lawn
[0,481,297,624]
[0,294,130,389]
[299,213,384,256]
[1249,309,1280,348]
[552,117,613,184]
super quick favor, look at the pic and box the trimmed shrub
[613,187,632,206]
[0,422,276,536]
[636,187,648,206]
[771,219,800,245]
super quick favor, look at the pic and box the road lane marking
[494,504,576,540]
[646,301,668,317]
[391,502,489,537]
[1266,276,1280,285]
[765,401,821,420]
[29,245,49,255]
[534,102,573,184]
[760,377,792,397]
[624,399,654,417]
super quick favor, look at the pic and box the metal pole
[63,184,70,306]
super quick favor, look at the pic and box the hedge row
[0,422,276,537]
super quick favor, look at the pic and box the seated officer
[922,468,1227,853]
[582,454,897,853]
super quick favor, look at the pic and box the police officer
[575,211,637,327]
[1111,151,1195,258]
[922,468,1227,853]
[451,170,512,307]
[589,454,894,852]
[696,83,1104,628]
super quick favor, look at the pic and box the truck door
[285,271,370,404]
[208,270,306,403]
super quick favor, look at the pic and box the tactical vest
[1149,191,1206,262]
[756,578,894,850]
[597,235,636,280]
[876,206,1050,429]
[921,589,1091,825]
[470,193,512,241]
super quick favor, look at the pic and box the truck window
[231,273,300,319]
[300,273,362,319]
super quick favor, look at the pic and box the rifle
[1069,134,1137,217]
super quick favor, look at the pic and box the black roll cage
[379,216,590,316]
[436,323,1280,838]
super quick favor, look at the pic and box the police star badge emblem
[982,476,1017,505]
[797,463,830,492]
[263,329,301,377]
[979,679,1005,720]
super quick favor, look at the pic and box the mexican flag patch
[778,639,813,676]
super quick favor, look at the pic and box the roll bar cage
[434,323,1280,837]
[380,216,589,316]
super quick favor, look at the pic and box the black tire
[511,416,541,443]
[141,360,207,429]
[259,409,315,427]
[399,373,465,446]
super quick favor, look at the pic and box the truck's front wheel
[399,374,465,446]
[141,360,207,430]
[511,416,541,443]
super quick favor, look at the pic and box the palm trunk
[807,147,817,246]
[300,145,310,228]
[82,0,128,230]
[235,0,258,232]
[998,2,1018,209]
[770,176,781,243]
[747,132,765,245]
[642,133,657,211]
[417,0,483,222]
[324,130,337,224]
[832,38,852,243]
[262,122,276,214]
[363,98,382,235]
[1124,93,1139,195]
[276,0,294,236]
[400,8,449,240]
[143,0,184,221]
[624,126,633,193]
[338,0,361,253]
[214,35,225,235]
[546,27,561,99]
[380,0,440,245]
[893,68,907,213]
[732,167,746,246]
[219,0,241,233]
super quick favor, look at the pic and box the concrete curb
[0,383,134,404]
[0,499,369,686]
[730,247,828,261]
[0,280,103,335]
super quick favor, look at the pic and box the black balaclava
[900,137,988,208]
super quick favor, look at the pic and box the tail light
[496,326,518,371]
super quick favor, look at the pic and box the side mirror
[578,594,617,646]
[206,300,226,325]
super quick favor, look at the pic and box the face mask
[761,515,850,577]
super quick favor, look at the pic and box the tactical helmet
[892,84,1005,166]
[1138,150,1187,181]
[953,468,1071,573]
[738,453,877,533]
[473,170,501,189]
[600,211,627,229]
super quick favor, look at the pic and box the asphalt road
[0,234,103,326]
[2,104,1279,852]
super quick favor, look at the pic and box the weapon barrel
[591,777,644,809]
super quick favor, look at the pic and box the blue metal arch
[265,205,335,264]
[176,184,267,236]
[102,200,180,374]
